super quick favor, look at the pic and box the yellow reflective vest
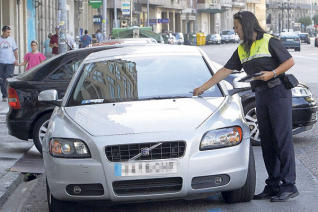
[237,33,272,64]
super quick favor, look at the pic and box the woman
[19,40,46,71]
[193,11,298,202]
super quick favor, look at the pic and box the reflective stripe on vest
[238,33,272,64]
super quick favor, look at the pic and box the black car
[6,46,118,153]
[299,33,311,44]
[222,67,318,145]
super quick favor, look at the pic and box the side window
[48,59,82,81]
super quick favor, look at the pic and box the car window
[67,55,223,106]
[48,59,83,81]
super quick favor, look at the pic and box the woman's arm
[193,67,233,96]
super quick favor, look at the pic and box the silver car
[40,45,255,211]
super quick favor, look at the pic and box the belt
[254,78,282,92]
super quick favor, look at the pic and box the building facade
[267,0,318,33]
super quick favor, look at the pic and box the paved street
[0,42,318,212]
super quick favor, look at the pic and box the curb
[0,171,22,208]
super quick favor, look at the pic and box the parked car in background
[161,32,176,44]
[42,45,256,211]
[6,45,119,153]
[111,26,164,44]
[299,33,310,44]
[206,34,221,44]
[280,32,301,51]
[174,32,184,45]
[221,30,238,43]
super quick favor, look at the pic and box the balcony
[220,0,232,8]
[232,0,245,9]
[197,1,222,13]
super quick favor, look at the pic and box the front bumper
[44,137,250,202]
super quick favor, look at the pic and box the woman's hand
[253,71,275,81]
[193,87,204,96]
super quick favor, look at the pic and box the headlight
[292,86,312,97]
[49,138,91,158]
[200,126,243,151]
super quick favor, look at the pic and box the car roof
[84,44,202,63]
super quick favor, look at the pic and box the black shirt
[224,33,292,87]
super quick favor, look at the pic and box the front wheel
[221,145,256,203]
[33,113,51,153]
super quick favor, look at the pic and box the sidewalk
[0,97,32,207]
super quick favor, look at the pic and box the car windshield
[67,55,222,106]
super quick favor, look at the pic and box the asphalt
[0,97,32,208]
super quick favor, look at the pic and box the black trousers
[255,84,297,193]
[0,63,15,98]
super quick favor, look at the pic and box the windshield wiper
[140,95,192,101]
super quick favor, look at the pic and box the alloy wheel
[38,120,50,145]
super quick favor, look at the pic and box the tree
[313,14,318,25]
[298,16,312,31]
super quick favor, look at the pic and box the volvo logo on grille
[141,148,150,156]
[129,143,162,161]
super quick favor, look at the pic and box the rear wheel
[295,47,301,51]
[221,145,256,203]
[243,101,261,146]
[33,113,51,153]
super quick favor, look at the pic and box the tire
[295,47,300,52]
[221,145,256,203]
[243,101,261,146]
[47,179,68,212]
[33,113,51,153]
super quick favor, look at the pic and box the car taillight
[8,87,21,109]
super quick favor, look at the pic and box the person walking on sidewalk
[50,27,59,55]
[0,26,18,102]
[43,33,52,59]
[193,11,298,202]
[19,40,46,71]
[80,30,92,48]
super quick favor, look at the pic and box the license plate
[114,160,178,177]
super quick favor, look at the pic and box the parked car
[220,65,318,145]
[161,32,176,44]
[206,34,221,45]
[299,33,311,44]
[221,30,238,43]
[174,32,184,45]
[42,45,255,211]
[280,33,301,51]
[6,45,120,153]
[184,33,196,45]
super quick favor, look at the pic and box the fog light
[215,176,222,185]
[73,186,82,194]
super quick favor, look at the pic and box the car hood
[64,97,225,136]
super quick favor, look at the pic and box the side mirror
[38,89,61,106]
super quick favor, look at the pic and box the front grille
[113,177,182,195]
[105,141,186,162]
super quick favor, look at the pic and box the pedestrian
[95,29,104,43]
[0,26,18,102]
[19,40,46,71]
[43,33,52,59]
[80,30,92,48]
[50,27,59,55]
[193,11,298,202]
